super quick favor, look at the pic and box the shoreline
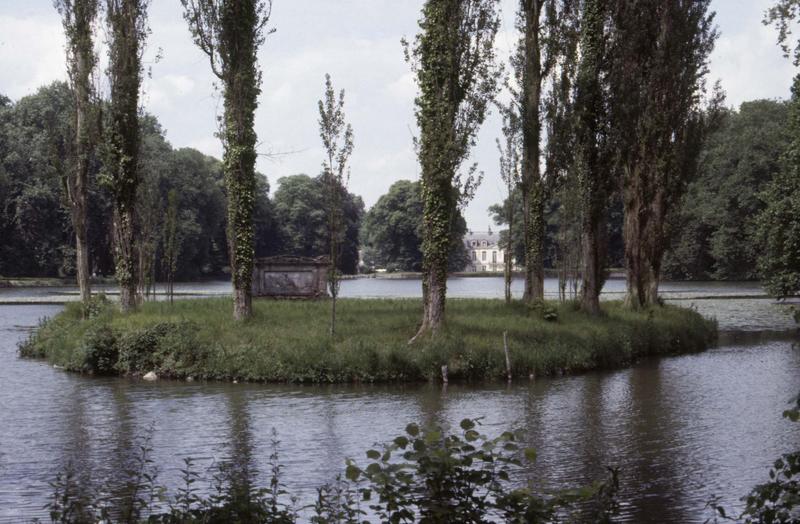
[20,297,717,385]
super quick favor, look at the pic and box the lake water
[0,277,798,522]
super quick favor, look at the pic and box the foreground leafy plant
[37,419,618,523]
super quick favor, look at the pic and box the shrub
[117,321,202,377]
[80,324,119,375]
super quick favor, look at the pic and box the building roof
[464,230,500,249]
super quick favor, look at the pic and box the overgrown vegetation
[20,296,716,384]
[41,418,619,523]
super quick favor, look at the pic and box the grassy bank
[20,297,716,383]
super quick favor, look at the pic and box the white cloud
[710,21,794,106]
[1,0,797,229]
[0,14,65,99]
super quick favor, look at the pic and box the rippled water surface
[0,278,798,522]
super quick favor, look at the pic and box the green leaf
[345,464,360,481]
[394,436,409,448]
[366,449,381,460]
[406,423,420,437]
[524,448,538,462]
[460,418,475,430]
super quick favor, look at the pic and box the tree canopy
[361,180,469,273]
[271,173,364,275]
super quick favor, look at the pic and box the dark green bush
[80,324,119,375]
[117,321,202,376]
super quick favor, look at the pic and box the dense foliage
[0,83,278,282]
[664,100,790,281]
[42,418,619,523]
[361,180,469,273]
[271,174,363,275]
[608,0,717,307]
[755,79,800,298]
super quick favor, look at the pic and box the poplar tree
[318,74,354,337]
[105,0,148,312]
[514,0,579,303]
[182,0,273,321]
[573,0,609,315]
[610,0,716,308]
[495,105,521,304]
[55,0,99,308]
[405,0,501,340]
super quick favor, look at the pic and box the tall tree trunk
[417,257,447,337]
[220,3,261,322]
[106,0,146,313]
[642,190,667,306]
[224,121,256,322]
[59,0,97,307]
[575,0,608,315]
[623,164,648,308]
[114,205,137,312]
[504,202,514,304]
[412,179,451,340]
[72,64,91,305]
[580,212,606,315]
[524,182,546,301]
[521,0,545,303]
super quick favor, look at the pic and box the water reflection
[1,290,799,521]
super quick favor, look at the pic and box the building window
[492,251,497,263]
[471,241,476,247]
[481,251,486,261]
[471,250,476,261]
[482,265,486,272]
[482,241,487,247]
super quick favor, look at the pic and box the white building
[464,230,512,273]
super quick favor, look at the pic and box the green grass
[20,297,717,383]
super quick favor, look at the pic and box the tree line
[0,83,364,282]
[3,0,800,332]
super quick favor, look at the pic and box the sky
[0,0,796,231]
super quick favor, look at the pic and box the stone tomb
[251,256,329,298]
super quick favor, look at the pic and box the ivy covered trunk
[523,182,545,302]
[219,1,262,322]
[520,0,545,304]
[106,0,146,313]
[574,0,608,316]
[223,96,257,322]
[580,210,607,315]
[113,206,137,312]
[406,0,500,340]
[417,177,453,337]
